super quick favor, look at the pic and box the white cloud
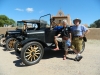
[39,10,44,13]
[15,8,24,11]
[26,8,34,13]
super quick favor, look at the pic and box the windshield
[17,21,38,29]
[17,21,24,29]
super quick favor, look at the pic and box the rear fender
[21,38,47,48]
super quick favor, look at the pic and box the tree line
[0,15,15,27]
[90,19,100,28]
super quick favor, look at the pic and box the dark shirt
[59,26,71,38]
[53,26,63,36]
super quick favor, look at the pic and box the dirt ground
[0,40,100,75]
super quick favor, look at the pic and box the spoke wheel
[21,42,44,66]
[6,38,16,50]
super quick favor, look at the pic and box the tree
[90,19,100,28]
[9,19,15,25]
[0,15,15,27]
[94,19,100,28]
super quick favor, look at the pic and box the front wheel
[6,38,16,50]
[21,41,44,66]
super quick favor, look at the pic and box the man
[53,20,71,61]
[71,18,89,61]
[23,23,28,31]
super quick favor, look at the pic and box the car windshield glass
[17,21,24,29]
[17,21,38,29]
[40,15,50,29]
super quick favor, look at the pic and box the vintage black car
[14,19,48,53]
[18,14,85,66]
[0,34,5,46]
[5,19,46,51]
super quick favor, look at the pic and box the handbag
[83,36,87,42]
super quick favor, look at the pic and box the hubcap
[25,45,41,62]
[8,39,16,48]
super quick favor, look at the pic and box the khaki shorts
[56,38,69,51]
[56,37,62,42]
[71,37,83,52]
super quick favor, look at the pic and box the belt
[73,36,80,37]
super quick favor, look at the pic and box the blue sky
[0,0,100,26]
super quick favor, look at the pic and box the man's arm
[83,29,90,36]
[56,34,61,37]
[69,33,72,42]
[81,25,90,37]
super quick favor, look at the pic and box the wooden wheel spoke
[28,49,31,52]
[33,45,35,48]
[30,57,33,61]
[34,54,38,58]
[28,55,32,60]
[36,50,40,52]
[25,54,30,58]
[33,55,36,60]
[35,47,38,50]
[25,52,30,54]
[35,52,40,54]
[31,46,33,50]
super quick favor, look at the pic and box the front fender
[16,36,24,41]
[21,38,47,48]
[6,36,14,40]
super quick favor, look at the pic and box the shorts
[71,37,82,52]
[63,39,71,51]
[56,37,62,42]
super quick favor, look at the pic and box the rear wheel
[21,41,44,66]
[6,38,16,50]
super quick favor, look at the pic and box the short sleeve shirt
[71,25,88,36]
[59,25,71,38]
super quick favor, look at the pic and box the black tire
[80,41,85,54]
[21,41,44,66]
[6,38,16,50]
[0,37,6,47]
[14,40,22,54]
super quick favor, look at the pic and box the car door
[45,28,57,43]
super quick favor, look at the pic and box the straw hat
[73,18,81,24]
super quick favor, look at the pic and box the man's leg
[53,37,62,50]
[54,36,59,49]
[63,40,68,60]
[75,40,83,61]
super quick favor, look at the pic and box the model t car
[4,19,45,51]
[14,19,48,53]
[15,14,85,66]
